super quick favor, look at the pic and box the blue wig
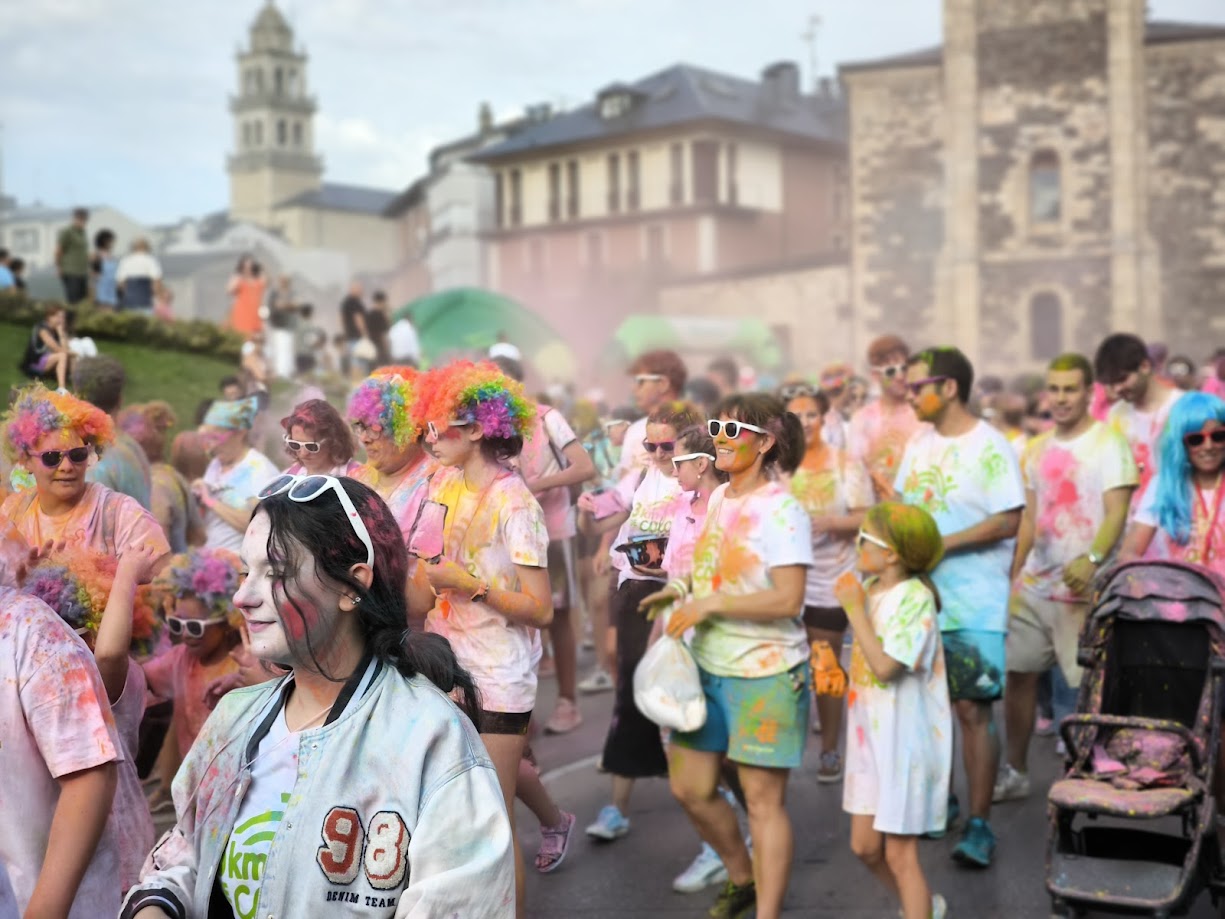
[1153,392,1225,544]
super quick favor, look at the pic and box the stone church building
[841,0,1225,375]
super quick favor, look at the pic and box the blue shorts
[943,629,1006,702]
[671,662,810,769]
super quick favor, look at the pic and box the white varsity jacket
[120,657,514,918]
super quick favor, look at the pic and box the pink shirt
[0,481,170,558]
[847,399,926,498]
[0,589,123,918]
[360,454,437,546]
[108,660,155,893]
[143,643,239,757]
[516,408,579,540]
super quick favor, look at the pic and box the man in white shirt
[389,314,422,366]
[896,346,1024,870]
[1094,332,1183,510]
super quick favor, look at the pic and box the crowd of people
[1,318,1224,919]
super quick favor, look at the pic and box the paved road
[520,650,1223,919]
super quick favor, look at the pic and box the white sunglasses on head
[671,452,715,470]
[258,474,375,568]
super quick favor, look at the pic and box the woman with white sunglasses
[581,401,702,845]
[280,398,365,478]
[123,473,513,919]
[662,393,812,919]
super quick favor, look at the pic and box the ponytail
[372,629,483,728]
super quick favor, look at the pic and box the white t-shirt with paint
[203,448,281,552]
[689,481,813,678]
[843,578,952,835]
[895,420,1025,633]
[789,449,873,608]
[1018,422,1137,602]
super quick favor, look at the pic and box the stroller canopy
[1091,561,1225,634]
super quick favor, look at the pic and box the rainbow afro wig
[416,360,536,441]
[23,549,160,654]
[153,547,243,626]
[346,366,422,447]
[3,383,115,463]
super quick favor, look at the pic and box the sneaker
[544,698,582,734]
[1055,738,1068,758]
[925,794,958,840]
[897,893,947,919]
[585,804,629,841]
[708,879,756,919]
[951,817,996,868]
[816,750,843,784]
[578,669,614,694]
[1034,716,1056,737]
[673,843,728,894]
[538,656,556,678]
[992,764,1030,803]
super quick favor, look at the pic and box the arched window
[275,67,284,96]
[277,120,287,146]
[292,122,303,147]
[242,123,252,148]
[288,69,298,96]
[1029,292,1063,361]
[254,122,263,146]
[1030,149,1061,226]
[254,70,264,93]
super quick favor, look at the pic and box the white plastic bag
[633,635,707,732]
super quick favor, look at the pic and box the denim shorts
[943,629,1006,702]
[671,661,810,769]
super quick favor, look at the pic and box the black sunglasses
[643,440,675,454]
[1184,429,1225,449]
[31,446,92,468]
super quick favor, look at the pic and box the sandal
[535,811,576,874]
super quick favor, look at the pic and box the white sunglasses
[671,452,715,470]
[426,419,472,441]
[707,419,769,439]
[258,474,375,568]
[855,529,893,552]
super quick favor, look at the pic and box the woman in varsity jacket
[122,474,514,919]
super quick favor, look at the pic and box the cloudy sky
[2,0,1222,225]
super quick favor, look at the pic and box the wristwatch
[1087,550,1104,567]
[470,578,491,603]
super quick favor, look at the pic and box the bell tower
[227,1,323,227]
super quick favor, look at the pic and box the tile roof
[277,181,397,215]
[470,62,846,162]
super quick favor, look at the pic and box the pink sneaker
[545,698,582,734]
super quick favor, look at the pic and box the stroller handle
[1058,713,1204,774]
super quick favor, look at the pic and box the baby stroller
[1047,561,1225,918]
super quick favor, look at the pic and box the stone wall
[1146,39,1225,356]
[977,8,1112,253]
[844,66,945,346]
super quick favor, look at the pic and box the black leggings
[600,578,669,778]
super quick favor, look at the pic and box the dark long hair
[256,477,481,724]
[714,392,805,475]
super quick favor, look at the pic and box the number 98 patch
[317,806,410,890]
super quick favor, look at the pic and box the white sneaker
[992,764,1031,803]
[578,669,614,694]
[899,893,947,919]
[672,843,728,893]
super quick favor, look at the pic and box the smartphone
[409,500,448,563]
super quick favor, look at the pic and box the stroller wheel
[1049,897,1085,918]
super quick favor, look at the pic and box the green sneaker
[952,816,996,868]
[708,879,756,919]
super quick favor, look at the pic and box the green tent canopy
[609,314,782,370]
[391,287,575,373]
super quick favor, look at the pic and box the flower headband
[3,384,115,462]
[155,548,243,624]
[23,549,160,654]
[346,367,421,447]
[417,360,536,441]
